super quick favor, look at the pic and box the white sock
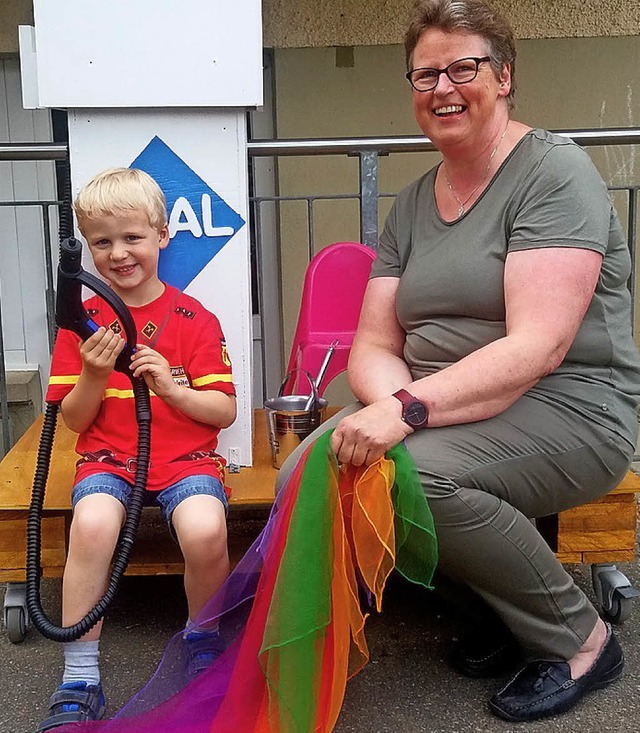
[184,617,219,637]
[62,640,101,686]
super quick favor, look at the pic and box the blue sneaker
[37,681,106,732]
[185,629,225,676]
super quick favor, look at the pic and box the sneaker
[37,681,106,732]
[185,629,225,677]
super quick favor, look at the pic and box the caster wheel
[604,589,633,624]
[591,564,640,624]
[5,606,27,644]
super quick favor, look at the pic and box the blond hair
[74,168,168,232]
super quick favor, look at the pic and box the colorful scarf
[53,432,437,732]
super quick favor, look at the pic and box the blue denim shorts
[72,472,228,527]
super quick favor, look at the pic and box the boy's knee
[175,509,227,562]
[182,530,228,567]
[70,503,122,549]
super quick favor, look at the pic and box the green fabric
[260,431,336,731]
[258,433,438,731]
[388,442,438,589]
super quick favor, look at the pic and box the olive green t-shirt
[372,128,640,447]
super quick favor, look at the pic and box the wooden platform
[0,408,638,581]
[0,408,289,580]
[539,470,640,564]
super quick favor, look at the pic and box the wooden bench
[0,407,638,636]
[0,408,285,582]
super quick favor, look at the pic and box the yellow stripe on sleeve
[103,388,136,399]
[48,375,79,386]
[192,373,234,387]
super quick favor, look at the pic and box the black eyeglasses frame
[405,56,492,92]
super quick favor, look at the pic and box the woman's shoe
[489,623,624,721]
[450,629,521,678]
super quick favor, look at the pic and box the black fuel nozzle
[55,237,138,377]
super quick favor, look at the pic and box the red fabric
[46,284,235,492]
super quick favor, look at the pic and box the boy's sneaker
[37,681,106,732]
[185,629,225,677]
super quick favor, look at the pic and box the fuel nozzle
[55,237,139,377]
[58,236,84,276]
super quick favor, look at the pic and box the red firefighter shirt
[46,284,235,493]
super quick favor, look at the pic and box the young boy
[39,168,236,730]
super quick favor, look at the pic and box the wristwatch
[392,389,429,429]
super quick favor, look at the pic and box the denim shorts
[72,472,228,528]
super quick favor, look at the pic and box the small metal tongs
[304,339,339,410]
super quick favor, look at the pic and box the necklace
[444,125,509,218]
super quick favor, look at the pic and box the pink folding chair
[283,242,376,397]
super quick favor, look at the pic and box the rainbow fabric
[53,432,437,732]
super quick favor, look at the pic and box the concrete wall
[0,0,32,54]
[3,1,639,53]
[263,0,640,48]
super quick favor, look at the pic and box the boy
[39,168,236,731]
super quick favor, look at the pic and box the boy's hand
[80,326,125,379]
[130,344,177,399]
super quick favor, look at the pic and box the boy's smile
[82,209,169,306]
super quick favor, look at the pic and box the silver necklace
[444,126,508,217]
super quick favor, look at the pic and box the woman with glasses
[279,0,640,723]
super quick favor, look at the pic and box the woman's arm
[348,276,413,404]
[332,247,602,465]
[408,246,603,425]
[331,277,414,465]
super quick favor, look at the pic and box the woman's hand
[330,396,414,466]
[130,344,177,398]
[79,326,125,379]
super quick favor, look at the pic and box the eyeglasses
[405,56,491,92]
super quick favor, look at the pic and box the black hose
[26,383,150,641]
[25,228,153,640]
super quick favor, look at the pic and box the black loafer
[450,628,521,678]
[489,624,624,722]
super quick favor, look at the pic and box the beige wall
[264,0,640,48]
[273,36,640,400]
[2,1,639,53]
[0,0,32,55]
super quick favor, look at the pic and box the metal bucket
[264,370,328,469]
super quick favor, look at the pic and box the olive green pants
[275,394,635,659]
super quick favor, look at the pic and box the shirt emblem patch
[170,365,190,387]
[142,321,158,340]
[109,320,122,334]
[175,306,196,320]
[221,339,231,367]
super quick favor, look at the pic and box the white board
[67,108,254,465]
[29,0,262,108]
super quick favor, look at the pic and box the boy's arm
[61,327,125,433]
[130,344,236,428]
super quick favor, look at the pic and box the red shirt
[46,284,235,493]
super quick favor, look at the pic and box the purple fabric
[51,493,285,732]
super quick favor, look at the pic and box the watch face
[405,400,428,427]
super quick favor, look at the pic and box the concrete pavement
[1,530,639,732]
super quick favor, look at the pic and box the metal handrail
[2,127,640,161]
[247,127,640,155]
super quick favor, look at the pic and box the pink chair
[283,242,376,396]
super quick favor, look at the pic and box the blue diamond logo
[130,136,245,290]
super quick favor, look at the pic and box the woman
[279,0,640,722]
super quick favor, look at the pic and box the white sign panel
[31,0,262,108]
[67,108,254,465]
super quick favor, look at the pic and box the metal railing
[1,128,640,455]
